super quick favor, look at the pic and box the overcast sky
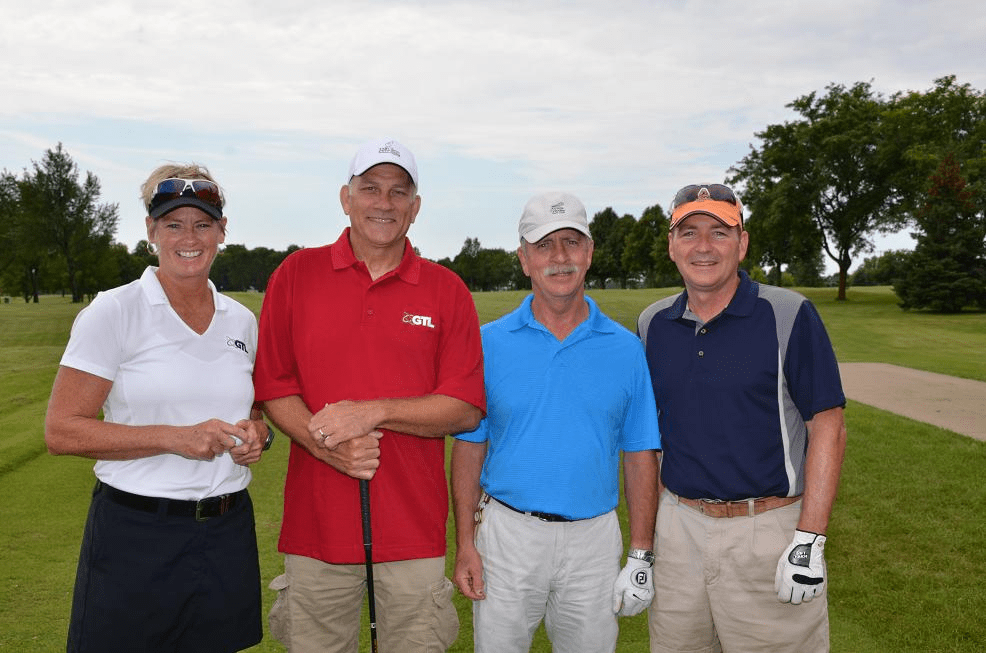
[3,0,984,274]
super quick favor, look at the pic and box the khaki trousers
[269,554,458,653]
[648,491,829,653]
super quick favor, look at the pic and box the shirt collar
[139,266,226,311]
[665,269,757,321]
[506,294,616,338]
[329,227,421,284]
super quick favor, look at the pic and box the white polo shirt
[60,267,258,500]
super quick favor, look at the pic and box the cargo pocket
[429,576,459,648]
[267,573,291,648]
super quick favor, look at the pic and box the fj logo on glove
[789,545,811,566]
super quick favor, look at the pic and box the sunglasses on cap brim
[669,184,743,228]
[147,178,224,215]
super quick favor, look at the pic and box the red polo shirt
[254,229,485,563]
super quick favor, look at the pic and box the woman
[45,164,272,653]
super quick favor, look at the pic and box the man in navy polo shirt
[637,183,847,653]
[452,192,661,653]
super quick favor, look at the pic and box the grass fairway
[1,287,984,652]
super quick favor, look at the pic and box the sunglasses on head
[669,183,743,228]
[147,178,223,214]
[670,184,739,211]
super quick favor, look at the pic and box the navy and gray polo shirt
[637,270,845,501]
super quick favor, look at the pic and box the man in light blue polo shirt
[451,191,661,653]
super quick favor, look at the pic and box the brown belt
[675,494,801,518]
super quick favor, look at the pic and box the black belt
[492,496,578,523]
[96,481,244,522]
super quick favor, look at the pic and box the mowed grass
[1,286,984,652]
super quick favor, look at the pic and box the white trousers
[473,498,622,653]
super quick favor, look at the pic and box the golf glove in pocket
[775,529,826,604]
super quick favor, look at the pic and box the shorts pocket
[429,577,459,649]
[267,573,291,648]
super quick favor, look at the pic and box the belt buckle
[197,494,234,521]
[698,498,722,516]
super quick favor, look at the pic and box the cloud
[1,0,983,268]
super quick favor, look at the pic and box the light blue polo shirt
[456,295,661,520]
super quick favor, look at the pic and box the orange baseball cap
[669,183,743,230]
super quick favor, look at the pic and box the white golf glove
[775,529,827,604]
[612,556,654,616]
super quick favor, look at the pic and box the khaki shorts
[648,491,829,653]
[269,554,458,653]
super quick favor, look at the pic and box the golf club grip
[359,479,372,549]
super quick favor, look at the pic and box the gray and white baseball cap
[518,191,591,243]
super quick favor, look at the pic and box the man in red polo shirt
[254,138,486,653]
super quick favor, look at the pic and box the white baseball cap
[347,138,419,189]
[518,192,592,243]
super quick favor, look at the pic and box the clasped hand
[179,418,263,465]
[308,401,383,480]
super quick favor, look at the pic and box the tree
[474,248,518,291]
[0,173,18,276]
[0,170,55,302]
[210,244,293,292]
[588,208,635,288]
[894,155,986,312]
[730,114,824,288]
[850,250,912,286]
[17,144,119,302]
[451,237,483,289]
[731,82,901,299]
[786,248,826,287]
[622,204,678,287]
[439,239,523,291]
[885,76,986,221]
[0,172,26,298]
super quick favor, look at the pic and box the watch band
[628,548,655,565]
[262,424,275,451]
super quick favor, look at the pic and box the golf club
[359,478,379,653]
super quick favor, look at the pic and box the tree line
[435,202,682,293]
[2,77,983,311]
[730,76,985,309]
[0,144,302,303]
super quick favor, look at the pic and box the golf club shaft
[360,479,379,653]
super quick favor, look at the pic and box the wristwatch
[262,424,275,451]
[628,548,655,566]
